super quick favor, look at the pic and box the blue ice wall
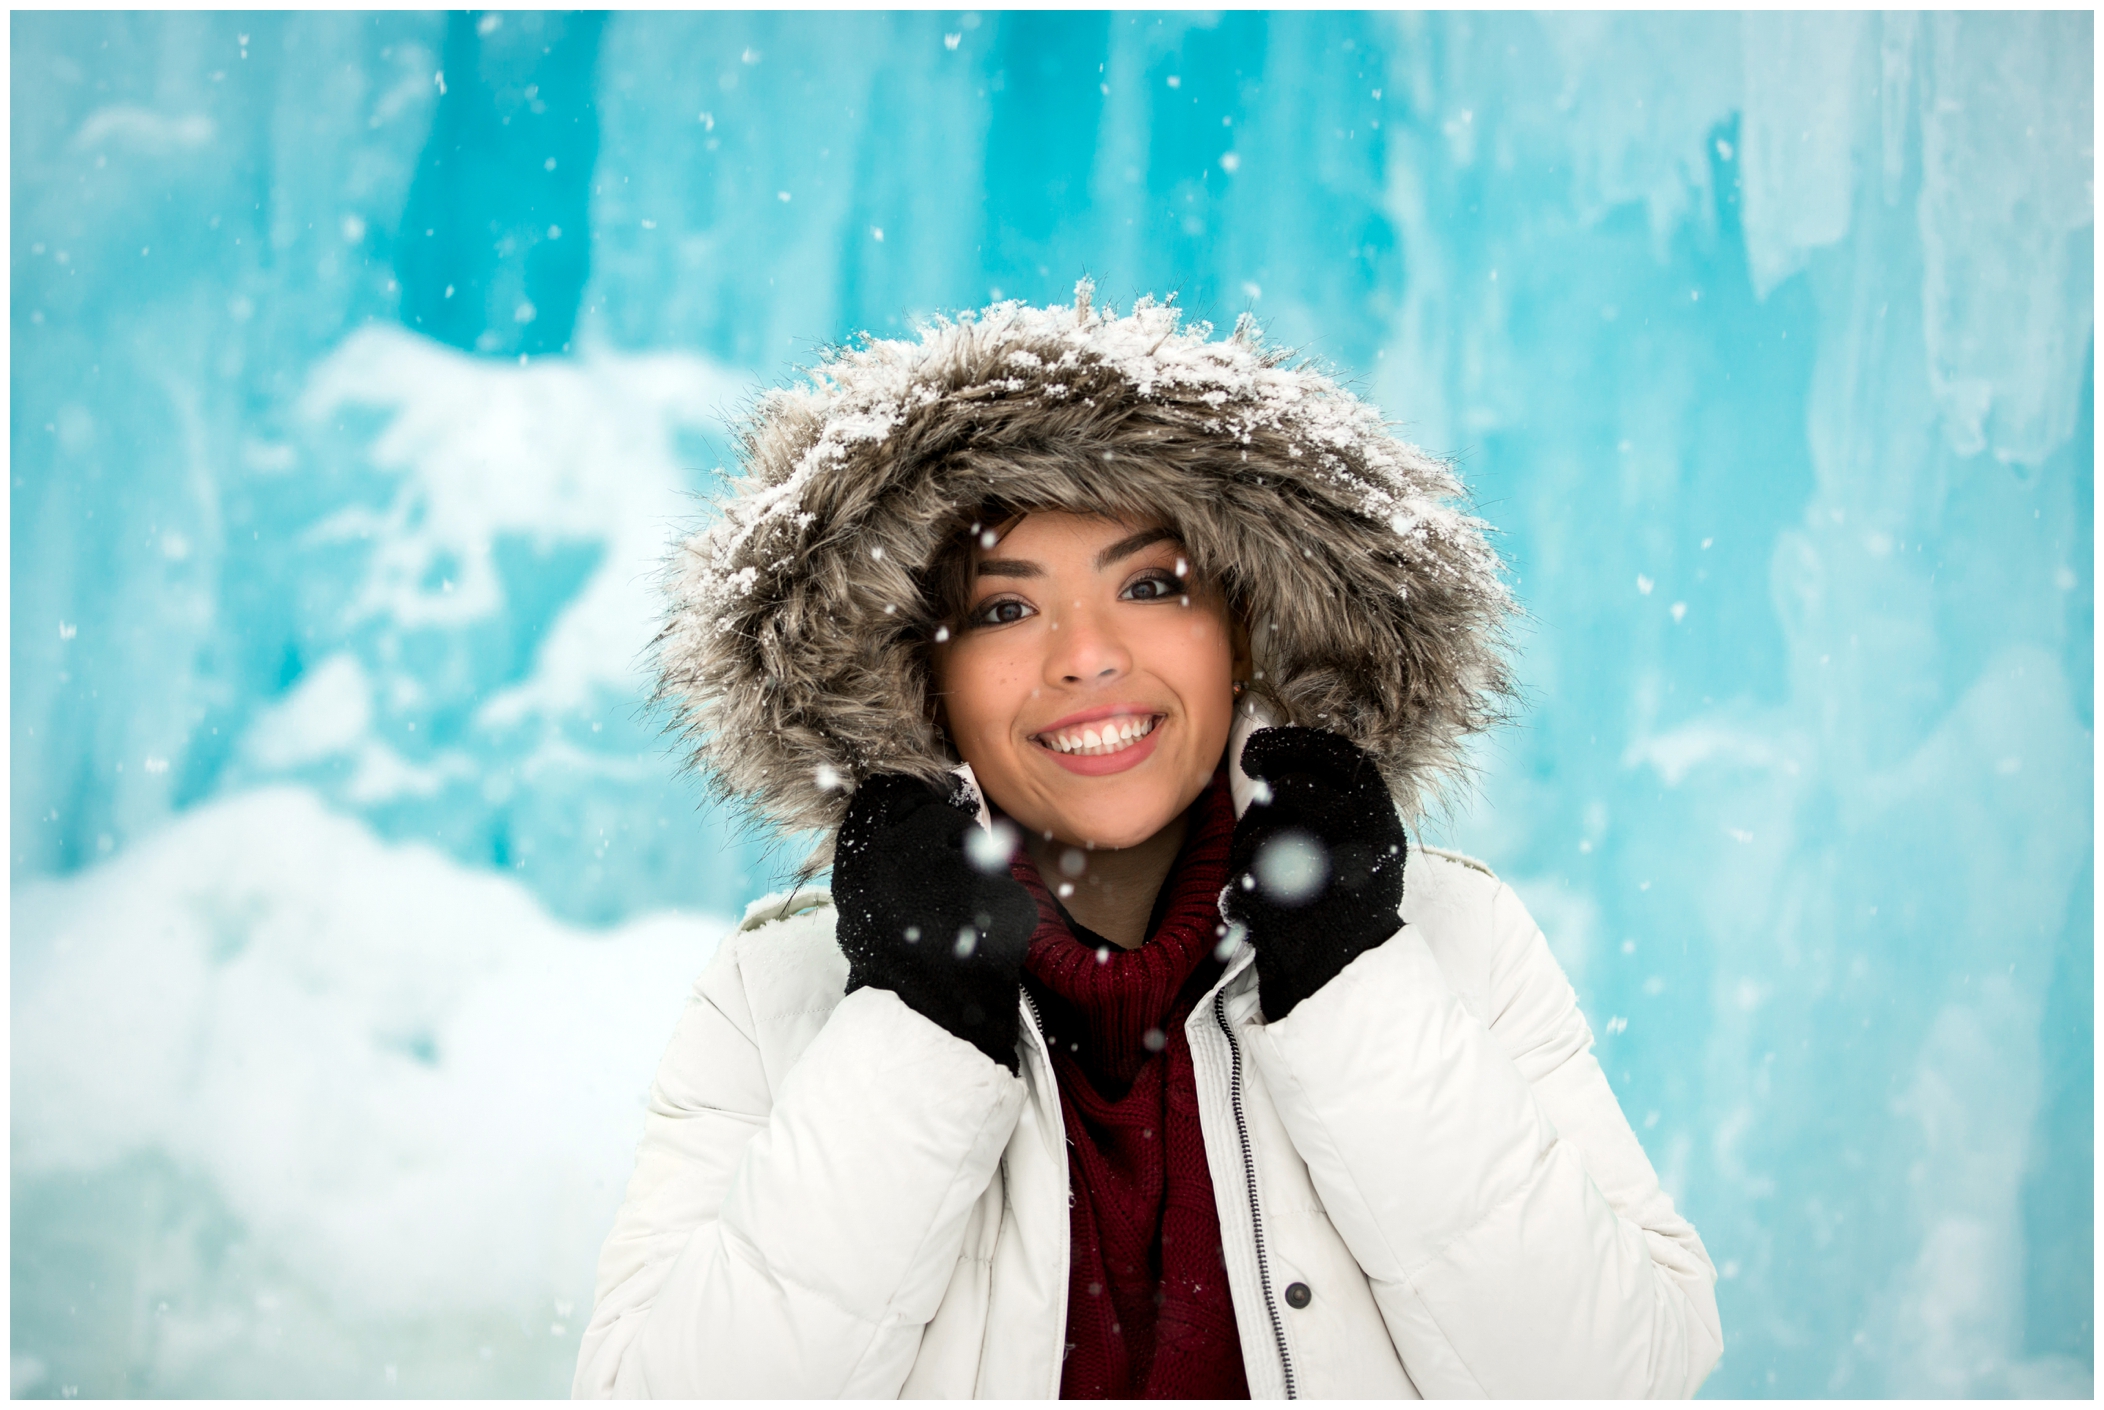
[11,11,2091,1399]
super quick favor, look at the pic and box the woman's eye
[970,598,1035,627]
[1123,572,1187,602]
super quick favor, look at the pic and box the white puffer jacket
[574,718,1722,1399]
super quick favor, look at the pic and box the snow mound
[12,785,728,1324]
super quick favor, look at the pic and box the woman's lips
[1029,713,1166,777]
[1034,712,1159,755]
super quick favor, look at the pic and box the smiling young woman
[931,512,1248,949]
[575,288,1722,1400]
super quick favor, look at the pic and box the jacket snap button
[1284,1281,1312,1309]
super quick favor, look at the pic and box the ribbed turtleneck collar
[1008,769,1235,1094]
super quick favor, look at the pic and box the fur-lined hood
[654,282,1516,851]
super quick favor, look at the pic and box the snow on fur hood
[653,281,1517,850]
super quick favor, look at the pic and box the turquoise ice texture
[9,9,2091,1399]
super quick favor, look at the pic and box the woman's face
[929,511,1246,851]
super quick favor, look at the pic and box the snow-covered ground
[12,787,729,1397]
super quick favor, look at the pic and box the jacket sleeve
[571,935,1028,1398]
[1244,880,1723,1398]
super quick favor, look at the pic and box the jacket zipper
[1020,987,1045,1058]
[1215,988,1297,1399]
[1017,988,1071,1399]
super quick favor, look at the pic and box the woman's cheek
[947,647,1025,752]
[1157,608,1233,683]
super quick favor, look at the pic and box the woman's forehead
[972,510,1176,563]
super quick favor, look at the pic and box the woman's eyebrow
[974,558,1041,579]
[1095,527,1177,568]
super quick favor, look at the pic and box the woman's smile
[1028,704,1166,772]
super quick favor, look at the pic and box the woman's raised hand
[1224,727,1409,1022]
[832,773,1042,1072]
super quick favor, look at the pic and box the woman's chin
[1036,788,1191,852]
[1068,824,1169,851]
[984,731,1225,852]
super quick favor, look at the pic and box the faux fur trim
[653,282,1517,857]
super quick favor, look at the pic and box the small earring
[1231,680,1247,699]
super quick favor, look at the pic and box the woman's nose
[1045,599,1130,687]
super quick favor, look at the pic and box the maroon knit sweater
[1009,772,1250,1400]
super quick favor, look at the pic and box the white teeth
[1041,716,1158,756]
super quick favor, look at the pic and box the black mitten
[832,773,1041,1072]
[1223,727,1409,1022]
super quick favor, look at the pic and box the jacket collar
[1224,693,1281,821]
